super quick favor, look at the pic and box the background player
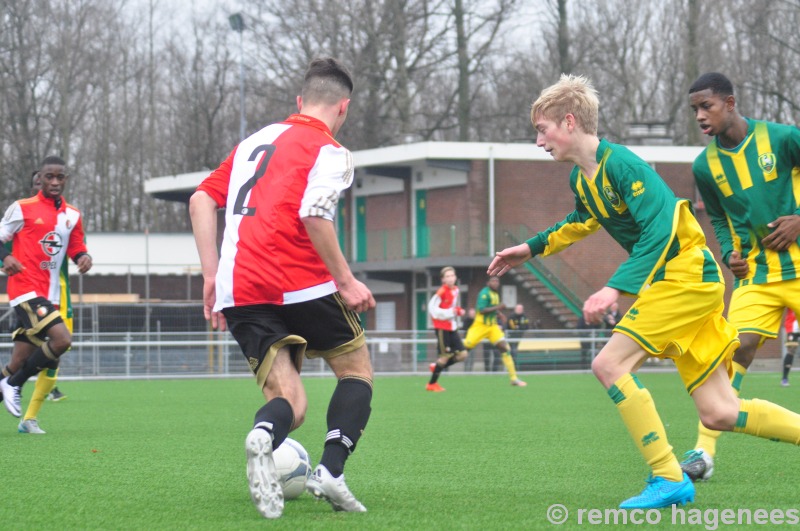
[680,72,800,480]
[0,156,91,421]
[506,303,531,363]
[15,171,72,433]
[426,266,467,392]
[463,276,526,386]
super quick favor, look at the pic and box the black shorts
[434,329,466,356]
[222,292,366,387]
[12,297,64,347]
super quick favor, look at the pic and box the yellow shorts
[463,321,505,349]
[727,277,800,339]
[614,280,740,394]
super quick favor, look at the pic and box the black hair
[689,72,734,97]
[40,155,66,168]
[301,57,353,104]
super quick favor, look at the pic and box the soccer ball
[273,437,312,500]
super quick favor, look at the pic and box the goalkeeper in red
[488,74,800,509]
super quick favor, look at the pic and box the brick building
[143,141,781,359]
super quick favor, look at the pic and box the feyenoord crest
[758,152,776,173]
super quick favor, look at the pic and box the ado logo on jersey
[758,152,776,173]
[39,231,64,256]
[602,186,621,208]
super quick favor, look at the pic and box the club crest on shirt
[758,152,776,173]
[39,231,63,256]
[603,186,621,207]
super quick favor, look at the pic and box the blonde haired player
[489,74,800,509]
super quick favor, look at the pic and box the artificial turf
[3,370,799,530]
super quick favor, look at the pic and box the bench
[514,338,591,370]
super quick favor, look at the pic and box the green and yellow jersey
[526,139,722,296]
[693,118,800,288]
[475,286,501,326]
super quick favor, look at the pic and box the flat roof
[144,141,704,202]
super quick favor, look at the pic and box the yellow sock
[23,368,58,421]
[733,398,800,444]
[501,352,518,380]
[609,373,682,481]
[695,361,747,457]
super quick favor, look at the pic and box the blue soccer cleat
[619,473,695,509]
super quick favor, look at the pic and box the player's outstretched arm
[303,216,375,314]
[487,243,532,277]
[189,190,226,331]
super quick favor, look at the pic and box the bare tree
[451,0,519,141]
[2,0,798,233]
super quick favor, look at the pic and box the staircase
[500,230,585,329]
[509,265,580,329]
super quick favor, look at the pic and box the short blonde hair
[440,266,455,279]
[531,74,599,135]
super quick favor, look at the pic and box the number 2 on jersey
[234,144,276,216]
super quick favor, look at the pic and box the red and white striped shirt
[197,114,354,310]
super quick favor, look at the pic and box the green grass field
[4,371,799,530]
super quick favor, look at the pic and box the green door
[356,197,367,262]
[416,291,428,361]
[415,190,429,257]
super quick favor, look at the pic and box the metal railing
[0,329,615,380]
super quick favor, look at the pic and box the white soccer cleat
[245,429,283,519]
[0,378,21,418]
[306,464,366,512]
[18,418,46,434]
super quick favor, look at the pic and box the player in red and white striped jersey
[426,266,468,391]
[191,58,374,518]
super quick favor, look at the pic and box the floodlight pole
[229,13,246,140]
